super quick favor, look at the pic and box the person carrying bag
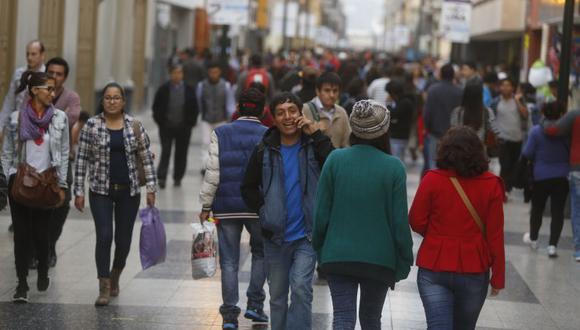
[409,127,505,330]
[1,71,70,304]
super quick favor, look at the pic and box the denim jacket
[241,128,333,244]
[1,107,69,187]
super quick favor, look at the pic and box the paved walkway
[0,114,579,329]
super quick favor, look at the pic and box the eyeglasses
[104,96,123,103]
[36,86,55,93]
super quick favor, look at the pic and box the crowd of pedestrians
[1,39,579,330]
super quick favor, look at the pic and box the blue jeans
[327,274,389,330]
[571,171,580,256]
[263,237,316,330]
[89,190,140,278]
[426,134,440,170]
[217,219,266,319]
[417,268,489,330]
[390,138,408,164]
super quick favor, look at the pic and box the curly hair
[436,126,489,177]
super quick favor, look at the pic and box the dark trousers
[157,125,192,183]
[530,177,569,246]
[9,175,53,285]
[417,268,489,330]
[48,162,73,254]
[326,274,389,330]
[89,189,140,278]
[498,140,522,192]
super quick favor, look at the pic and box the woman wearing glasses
[1,71,69,303]
[74,82,157,306]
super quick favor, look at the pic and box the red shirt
[409,169,505,289]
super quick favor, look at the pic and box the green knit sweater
[312,145,414,282]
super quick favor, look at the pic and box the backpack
[245,68,270,91]
[306,102,320,122]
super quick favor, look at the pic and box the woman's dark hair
[460,83,485,131]
[78,111,91,123]
[542,101,565,120]
[440,63,455,81]
[239,87,265,117]
[346,78,365,97]
[15,71,54,96]
[436,126,489,177]
[349,132,391,155]
[97,82,126,114]
[385,79,405,100]
[270,92,303,115]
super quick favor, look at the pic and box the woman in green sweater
[313,99,414,330]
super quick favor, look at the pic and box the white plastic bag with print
[190,222,218,279]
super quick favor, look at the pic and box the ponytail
[14,71,52,97]
[15,71,34,95]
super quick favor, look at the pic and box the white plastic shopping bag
[190,222,218,279]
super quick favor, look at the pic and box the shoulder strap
[449,177,487,239]
[307,102,320,122]
[16,112,24,163]
[132,119,142,148]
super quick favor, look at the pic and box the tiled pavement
[0,114,579,330]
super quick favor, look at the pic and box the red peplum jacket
[409,169,505,289]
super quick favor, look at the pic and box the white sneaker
[547,245,557,258]
[523,233,538,250]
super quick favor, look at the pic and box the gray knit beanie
[349,99,391,139]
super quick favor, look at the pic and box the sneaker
[523,233,538,250]
[12,285,28,304]
[244,308,269,323]
[547,245,557,258]
[574,251,580,262]
[222,320,238,329]
[37,276,50,291]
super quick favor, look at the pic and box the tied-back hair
[461,83,485,131]
[436,126,489,177]
[97,82,126,114]
[15,71,53,96]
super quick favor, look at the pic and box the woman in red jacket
[409,126,505,330]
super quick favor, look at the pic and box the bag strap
[132,119,142,150]
[307,102,320,122]
[449,177,487,239]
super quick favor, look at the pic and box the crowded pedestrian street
[0,114,577,330]
[2,0,580,329]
